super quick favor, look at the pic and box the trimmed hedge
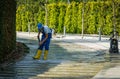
[16,1,120,35]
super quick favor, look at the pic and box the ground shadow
[0,36,111,79]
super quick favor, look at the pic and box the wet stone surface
[0,36,111,79]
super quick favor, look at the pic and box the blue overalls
[38,28,52,50]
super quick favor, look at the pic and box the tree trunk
[0,0,16,62]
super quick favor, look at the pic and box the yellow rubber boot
[44,50,48,60]
[33,50,42,59]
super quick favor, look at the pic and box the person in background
[33,23,52,60]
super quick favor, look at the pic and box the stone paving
[0,32,120,79]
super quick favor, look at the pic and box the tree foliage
[16,0,120,35]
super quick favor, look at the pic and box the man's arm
[37,32,40,42]
[39,34,48,45]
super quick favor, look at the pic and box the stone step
[0,77,15,79]
[43,71,96,75]
[36,73,95,77]
[29,76,91,79]
[0,74,16,77]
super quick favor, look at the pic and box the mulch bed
[0,42,29,70]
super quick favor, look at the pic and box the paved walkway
[0,32,119,79]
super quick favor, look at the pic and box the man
[33,23,52,60]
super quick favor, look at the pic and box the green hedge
[16,1,120,35]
